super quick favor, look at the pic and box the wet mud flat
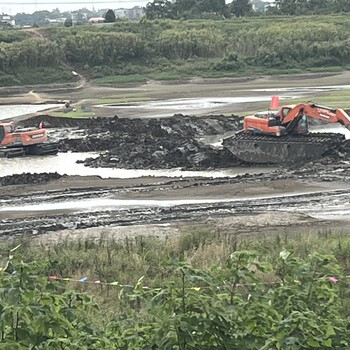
[1,169,350,237]
[2,111,350,239]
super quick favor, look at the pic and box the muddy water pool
[0,104,60,119]
[0,152,275,178]
[97,96,293,118]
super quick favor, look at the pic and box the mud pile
[36,114,245,170]
[0,172,62,187]
[21,114,350,171]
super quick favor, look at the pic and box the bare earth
[2,70,350,118]
[1,71,350,241]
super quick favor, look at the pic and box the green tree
[64,17,73,27]
[145,0,174,19]
[172,0,197,17]
[196,0,227,16]
[104,9,116,23]
[274,0,346,14]
[230,0,252,17]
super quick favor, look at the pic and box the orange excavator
[0,120,59,157]
[223,102,350,164]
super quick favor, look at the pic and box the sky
[1,0,150,15]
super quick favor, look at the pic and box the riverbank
[2,71,350,120]
[1,72,350,241]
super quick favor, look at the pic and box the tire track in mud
[1,188,349,237]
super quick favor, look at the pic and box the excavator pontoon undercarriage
[223,132,345,164]
[0,142,59,158]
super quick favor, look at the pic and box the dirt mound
[20,114,350,171]
[41,114,244,170]
[0,172,63,187]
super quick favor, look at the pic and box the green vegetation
[2,15,350,86]
[50,105,94,118]
[0,66,75,86]
[105,9,116,23]
[144,0,350,19]
[1,228,350,348]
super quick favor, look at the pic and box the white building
[0,14,15,27]
[127,6,145,20]
[115,9,128,18]
[250,0,276,12]
[46,18,67,24]
[114,7,145,20]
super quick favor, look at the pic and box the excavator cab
[298,115,309,134]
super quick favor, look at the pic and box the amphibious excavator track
[223,132,344,164]
[0,142,59,158]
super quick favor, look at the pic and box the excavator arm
[281,102,350,130]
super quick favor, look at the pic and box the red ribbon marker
[270,96,279,109]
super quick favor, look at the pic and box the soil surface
[1,72,350,241]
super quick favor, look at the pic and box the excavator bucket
[223,132,344,164]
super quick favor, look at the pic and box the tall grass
[3,227,350,286]
[2,227,350,320]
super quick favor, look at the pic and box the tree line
[145,0,350,19]
[1,16,350,85]
[273,0,350,15]
[1,19,349,70]
[145,0,251,19]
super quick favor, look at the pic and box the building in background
[250,0,276,12]
[0,14,15,27]
[114,6,145,20]
[114,9,128,18]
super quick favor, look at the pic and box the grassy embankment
[2,225,350,319]
[2,15,350,87]
[2,226,350,347]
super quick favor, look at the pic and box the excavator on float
[0,120,59,157]
[223,100,350,164]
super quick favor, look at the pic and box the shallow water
[249,84,350,93]
[100,96,281,109]
[97,96,294,118]
[0,198,233,212]
[309,124,350,139]
[0,104,60,120]
[0,152,274,178]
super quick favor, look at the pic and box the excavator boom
[282,102,350,130]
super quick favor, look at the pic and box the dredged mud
[36,114,244,169]
[18,113,350,170]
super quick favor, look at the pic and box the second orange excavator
[0,120,59,157]
[223,101,350,164]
